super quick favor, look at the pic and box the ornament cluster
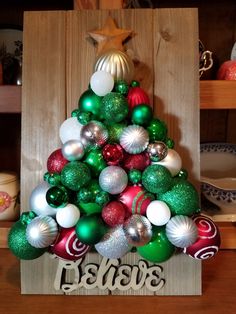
[8,69,220,263]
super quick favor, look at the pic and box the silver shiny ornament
[26,216,58,248]
[123,214,152,247]
[95,225,132,259]
[147,141,168,162]
[94,49,134,83]
[166,215,198,248]
[99,166,128,195]
[62,140,85,161]
[80,120,108,149]
[120,125,149,154]
[29,182,58,217]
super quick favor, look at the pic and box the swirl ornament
[120,125,149,154]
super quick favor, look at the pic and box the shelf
[0,85,21,113]
[0,221,13,248]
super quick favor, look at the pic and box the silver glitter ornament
[99,166,128,195]
[95,225,132,259]
[120,125,149,154]
[166,215,198,248]
[123,214,152,246]
[147,141,168,162]
[26,216,58,248]
[80,120,108,149]
[62,140,85,161]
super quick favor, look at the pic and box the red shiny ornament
[119,185,154,215]
[183,215,221,260]
[127,86,150,112]
[217,60,236,80]
[102,144,124,166]
[122,152,150,171]
[50,227,90,261]
[47,149,68,173]
[102,201,126,227]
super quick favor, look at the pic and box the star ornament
[88,16,133,55]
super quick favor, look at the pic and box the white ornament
[146,200,171,226]
[90,70,114,97]
[152,149,182,176]
[59,117,83,144]
[56,204,80,228]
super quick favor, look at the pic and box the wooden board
[21,9,201,295]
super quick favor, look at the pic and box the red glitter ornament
[118,185,154,215]
[47,149,68,173]
[127,86,150,112]
[102,201,126,227]
[102,144,124,165]
[50,227,90,261]
[183,215,221,260]
[122,152,150,171]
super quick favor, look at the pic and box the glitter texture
[61,161,91,191]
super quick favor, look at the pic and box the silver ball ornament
[120,125,149,154]
[147,141,168,162]
[123,214,152,247]
[166,215,198,248]
[26,216,58,248]
[99,166,128,195]
[62,140,85,161]
[80,120,108,149]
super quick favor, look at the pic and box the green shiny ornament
[8,220,46,260]
[78,89,102,119]
[166,137,175,149]
[107,122,127,143]
[176,168,188,180]
[44,172,61,186]
[128,169,142,184]
[101,92,129,123]
[147,119,168,142]
[71,109,80,118]
[131,104,153,126]
[95,190,110,206]
[77,111,93,125]
[61,161,91,191]
[137,227,175,263]
[20,211,37,226]
[75,214,107,245]
[115,80,129,95]
[84,149,107,177]
[78,202,102,215]
[130,80,140,87]
[159,180,200,216]
[46,186,69,208]
[142,164,172,194]
[77,188,93,203]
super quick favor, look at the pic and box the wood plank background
[21,9,201,295]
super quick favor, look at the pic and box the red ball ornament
[119,185,154,215]
[102,201,126,227]
[47,149,68,173]
[127,86,150,112]
[183,215,221,260]
[122,152,150,171]
[102,144,124,166]
[50,227,90,261]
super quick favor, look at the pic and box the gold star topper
[88,16,133,55]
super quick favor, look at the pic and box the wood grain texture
[0,86,21,113]
[0,221,13,248]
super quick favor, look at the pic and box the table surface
[0,249,236,314]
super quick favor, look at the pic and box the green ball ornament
[75,214,107,245]
[106,122,127,143]
[61,161,91,191]
[101,92,129,123]
[77,188,93,203]
[78,202,102,215]
[166,137,175,149]
[128,169,142,184]
[137,227,175,263]
[71,109,80,117]
[176,168,188,180]
[142,164,172,194]
[78,89,102,119]
[147,119,167,142]
[46,186,69,208]
[130,80,140,87]
[77,111,93,125]
[95,190,110,206]
[159,180,200,216]
[84,149,107,177]
[8,220,46,260]
[47,173,61,186]
[115,80,129,95]
[20,211,37,225]
[131,104,153,126]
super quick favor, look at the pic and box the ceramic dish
[200,143,236,222]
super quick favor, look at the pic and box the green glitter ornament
[128,169,142,184]
[83,149,107,177]
[158,180,200,216]
[8,220,47,260]
[131,104,153,126]
[166,137,175,149]
[115,80,129,95]
[106,122,127,143]
[44,172,61,186]
[147,118,167,142]
[77,111,93,125]
[46,186,69,208]
[78,89,102,119]
[77,188,93,203]
[101,92,129,123]
[61,161,91,191]
[142,164,172,194]
[95,190,110,206]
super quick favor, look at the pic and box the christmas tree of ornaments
[8,17,220,265]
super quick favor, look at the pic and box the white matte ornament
[62,140,85,161]
[99,166,128,195]
[146,200,171,226]
[90,70,114,96]
[152,149,182,176]
[59,117,83,144]
[56,204,80,228]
